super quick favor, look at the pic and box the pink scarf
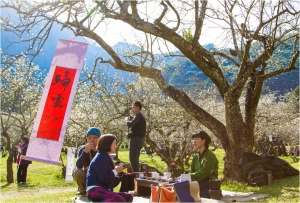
[16,144,26,165]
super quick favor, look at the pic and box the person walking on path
[125,101,146,172]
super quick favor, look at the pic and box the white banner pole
[65,147,76,181]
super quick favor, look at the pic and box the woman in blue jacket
[86,134,133,202]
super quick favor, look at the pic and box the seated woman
[189,131,219,198]
[86,134,133,202]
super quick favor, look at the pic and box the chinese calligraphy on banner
[37,67,76,141]
[25,39,88,165]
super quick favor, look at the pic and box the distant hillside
[1,8,298,95]
[265,69,299,95]
[160,45,299,95]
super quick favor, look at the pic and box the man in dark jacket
[125,101,146,172]
[73,127,101,195]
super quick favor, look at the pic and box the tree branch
[193,0,207,44]
[211,51,240,67]
[130,1,139,18]
[154,1,168,25]
[77,25,227,139]
[260,50,299,81]
[165,1,180,31]
[226,0,242,59]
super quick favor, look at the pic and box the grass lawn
[1,148,299,202]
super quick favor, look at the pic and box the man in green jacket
[189,131,219,198]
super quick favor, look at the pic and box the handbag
[150,184,176,203]
[173,180,201,202]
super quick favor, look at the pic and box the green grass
[220,154,300,202]
[117,148,226,177]
[1,149,299,202]
[0,153,78,203]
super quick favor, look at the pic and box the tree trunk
[223,93,254,181]
[6,151,14,183]
[223,147,244,182]
[222,131,254,182]
[2,131,14,183]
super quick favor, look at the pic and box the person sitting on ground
[73,127,101,195]
[189,131,219,198]
[86,134,133,202]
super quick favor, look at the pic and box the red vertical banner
[37,66,76,140]
[25,39,88,165]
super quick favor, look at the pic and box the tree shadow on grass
[1,182,35,189]
[1,183,11,189]
[17,183,35,189]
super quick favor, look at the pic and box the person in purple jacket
[73,127,101,195]
[86,134,133,202]
[17,137,32,184]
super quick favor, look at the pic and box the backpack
[247,166,268,186]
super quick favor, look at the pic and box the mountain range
[1,8,298,96]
